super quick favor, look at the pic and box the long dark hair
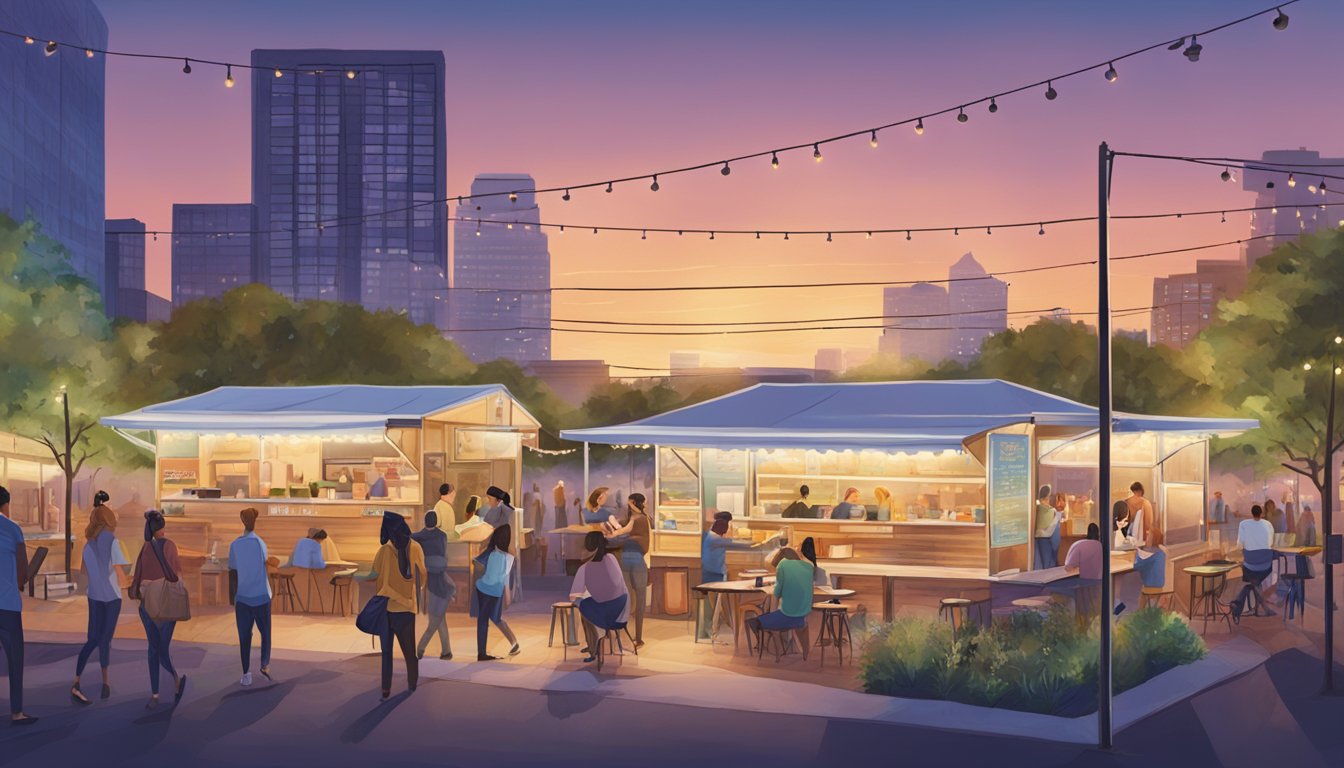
[800,536,818,567]
[93,490,110,507]
[485,523,512,556]
[584,530,607,562]
[143,509,166,542]
[380,512,413,579]
[628,492,647,516]
[464,495,480,519]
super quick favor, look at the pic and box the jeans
[0,609,23,714]
[620,551,648,643]
[76,598,122,675]
[137,604,178,696]
[1035,537,1059,569]
[475,590,516,655]
[380,610,418,693]
[698,570,725,640]
[235,600,272,674]
[418,589,452,657]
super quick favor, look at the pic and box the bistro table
[1184,563,1238,634]
[693,577,856,652]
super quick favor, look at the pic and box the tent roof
[560,380,1256,451]
[102,385,534,433]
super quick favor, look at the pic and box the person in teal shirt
[745,547,814,657]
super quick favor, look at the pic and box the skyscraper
[171,204,258,306]
[878,282,949,363]
[251,50,447,326]
[1241,148,1344,267]
[104,218,144,320]
[0,0,106,292]
[1150,259,1245,348]
[450,175,552,363]
[946,252,1008,359]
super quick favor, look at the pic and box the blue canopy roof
[560,380,1256,451]
[102,385,530,433]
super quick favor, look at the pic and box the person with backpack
[129,510,188,709]
[366,512,426,699]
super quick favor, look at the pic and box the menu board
[988,433,1031,548]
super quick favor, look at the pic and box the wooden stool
[1139,586,1176,611]
[330,572,354,617]
[939,597,972,633]
[814,602,853,668]
[304,569,326,613]
[735,596,767,653]
[595,623,637,672]
[757,623,808,663]
[273,568,306,613]
[548,601,580,659]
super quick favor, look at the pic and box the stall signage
[988,433,1031,548]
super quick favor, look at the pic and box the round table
[693,579,855,652]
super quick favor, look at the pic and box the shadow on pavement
[542,689,603,720]
[339,689,412,743]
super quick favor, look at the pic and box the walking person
[0,485,37,725]
[229,508,273,686]
[413,510,456,661]
[129,510,187,709]
[569,531,628,663]
[474,524,520,661]
[369,512,426,699]
[605,493,651,648]
[71,493,128,704]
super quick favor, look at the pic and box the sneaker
[439,653,453,661]
[240,673,253,687]
[477,654,500,661]
[259,666,273,682]
[508,644,521,657]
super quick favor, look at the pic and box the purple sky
[98,0,1343,369]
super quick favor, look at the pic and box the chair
[1135,548,1175,610]
[735,596,768,652]
[548,601,580,660]
[273,567,306,613]
[1281,553,1313,624]
[594,622,637,672]
[757,621,809,663]
[939,597,973,633]
[24,547,48,598]
[329,571,355,617]
[814,602,853,668]
[1239,548,1274,618]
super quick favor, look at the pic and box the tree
[0,215,131,574]
[1193,228,1343,504]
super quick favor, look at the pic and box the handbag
[141,539,192,623]
[356,595,389,635]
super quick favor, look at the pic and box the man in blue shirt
[0,485,37,724]
[228,508,273,686]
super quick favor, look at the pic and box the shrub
[859,605,1205,716]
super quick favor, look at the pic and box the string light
[1273,7,1290,29]
[274,67,282,78]
[957,107,968,123]
[1038,223,1045,235]
[508,192,518,202]
[914,118,924,135]
[813,143,823,162]
[721,161,731,176]
[225,65,234,88]
[181,58,191,74]
[1044,81,1057,100]
[827,232,833,242]
[869,130,879,148]
[770,152,780,169]
[988,98,998,114]
[562,189,571,201]
[43,40,56,56]
[1104,62,1118,82]
[1288,172,1297,187]
[605,182,613,193]
[22,36,32,44]
[649,175,660,192]
[85,48,94,58]
[1220,167,1232,182]
[345,70,356,79]
[1183,36,1202,61]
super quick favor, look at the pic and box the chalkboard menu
[988,433,1031,548]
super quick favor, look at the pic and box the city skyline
[86,0,1344,368]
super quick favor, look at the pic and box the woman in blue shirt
[71,492,127,704]
[474,524,519,661]
[830,488,862,520]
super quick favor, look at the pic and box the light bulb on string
[986,226,992,235]
[954,227,960,236]
[605,182,613,193]
[1104,62,1118,82]
[1183,36,1202,62]
[988,98,998,114]
[914,118,924,135]
[906,231,911,241]
[1287,173,1296,187]
[770,152,780,169]
[508,192,518,202]
[869,130,879,148]
[1220,167,1232,182]
[562,189,571,201]
[865,232,872,239]
[346,70,357,79]
[709,232,715,240]
[1220,212,1226,223]
[85,49,94,58]
[641,230,646,240]
[721,161,731,176]
[1319,179,1328,193]
[1038,223,1045,235]
[650,175,660,192]
[593,228,598,234]
[225,65,234,88]
[23,36,33,44]
[826,232,832,242]
[44,41,57,56]
[1044,81,1057,100]
[1308,183,1317,193]
[1273,7,1289,30]
[784,233,790,241]
[957,107,968,123]
[755,232,760,239]
[813,144,823,162]
[1303,363,1312,371]
[274,67,283,78]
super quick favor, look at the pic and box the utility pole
[1097,141,1114,748]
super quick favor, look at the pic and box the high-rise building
[814,348,845,373]
[251,50,447,326]
[946,252,1008,359]
[450,174,551,363]
[171,204,258,306]
[0,0,106,292]
[1150,259,1246,349]
[103,219,169,323]
[1241,148,1344,267]
[879,282,949,363]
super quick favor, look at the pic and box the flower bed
[858,606,1205,716]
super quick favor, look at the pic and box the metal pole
[1097,141,1114,748]
[1324,353,1336,693]
[583,442,590,507]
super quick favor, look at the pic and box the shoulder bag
[141,539,192,623]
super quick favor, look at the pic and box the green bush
[859,605,1205,716]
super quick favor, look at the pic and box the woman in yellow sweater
[370,512,426,700]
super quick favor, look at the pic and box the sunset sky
[97,0,1344,370]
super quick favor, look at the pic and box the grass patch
[858,605,1205,716]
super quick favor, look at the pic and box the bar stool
[735,597,767,653]
[1139,585,1176,611]
[303,568,326,613]
[329,571,355,617]
[548,601,580,659]
[757,623,808,663]
[273,567,306,613]
[814,602,853,668]
[939,597,972,633]
[594,622,637,672]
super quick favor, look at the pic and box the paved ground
[1,632,1340,768]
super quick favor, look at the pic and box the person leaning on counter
[781,485,813,518]
[830,487,862,520]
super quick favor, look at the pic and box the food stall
[560,380,1255,619]
[102,385,540,570]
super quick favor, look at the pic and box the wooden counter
[745,516,987,569]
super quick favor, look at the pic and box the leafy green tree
[0,215,136,573]
[1192,228,1344,498]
